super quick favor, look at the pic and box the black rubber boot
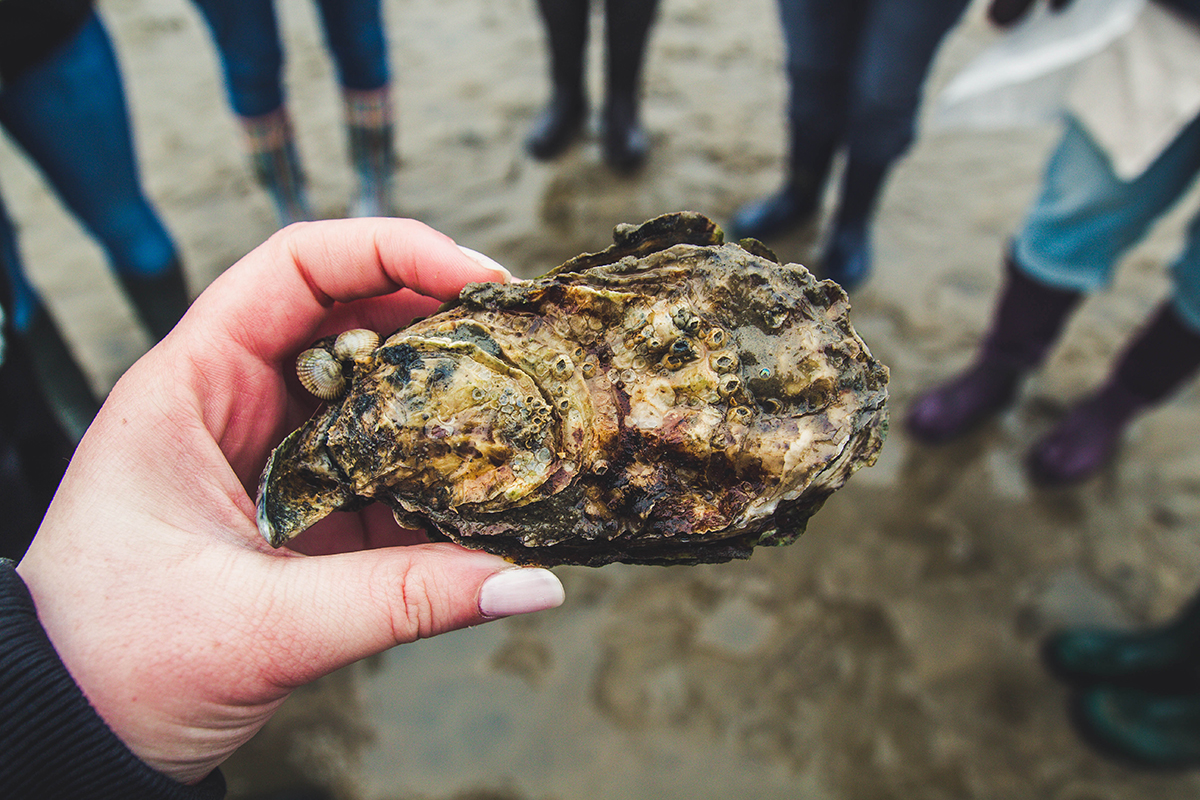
[0,330,75,560]
[819,158,890,291]
[528,0,589,160]
[19,305,101,444]
[1044,589,1200,692]
[1070,686,1200,770]
[600,0,659,172]
[1027,302,1200,486]
[115,259,191,342]
[906,253,1083,444]
[728,130,835,242]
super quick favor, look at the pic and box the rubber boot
[1070,686,1200,770]
[906,253,1083,444]
[819,158,890,291]
[345,87,396,218]
[527,0,589,160]
[1043,589,1200,692]
[17,305,101,444]
[0,330,74,560]
[115,258,190,342]
[242,108,312,227]
[728,129,835,242]
[600,0,659,172]
[1027,302,1200,486]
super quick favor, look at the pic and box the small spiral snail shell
[297,347,346,401]
[333,328,381,362]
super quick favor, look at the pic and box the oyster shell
[257,212,888,566]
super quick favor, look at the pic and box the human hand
[988,0,1074,27]
[15,219,565,785]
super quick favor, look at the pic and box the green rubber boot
[1071,686,1200,769]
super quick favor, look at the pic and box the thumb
[261,543,565,688]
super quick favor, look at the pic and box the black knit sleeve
[0,559,226,799]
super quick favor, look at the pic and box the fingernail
[458,245,515,283]
[479,568,565,619]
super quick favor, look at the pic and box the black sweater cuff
[0,559,226,799]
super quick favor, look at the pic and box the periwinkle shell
[257,212,888,566]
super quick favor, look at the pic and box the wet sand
[6,0,1200,797]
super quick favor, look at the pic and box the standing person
[190,0,397,225]
[0,0,192,440]
[525,0,661,172]
[906,0,1200,487]
[728,0,970,290]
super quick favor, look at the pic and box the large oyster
[257,212,888,566]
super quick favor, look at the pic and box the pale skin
[15,219,565,785]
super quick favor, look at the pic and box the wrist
[0,560,226,799]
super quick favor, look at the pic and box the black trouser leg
[527,0,589,160]
[601,0,659,171]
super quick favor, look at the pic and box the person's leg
[0,194,99,443]
[823,0,969,289]
[907,114,1200,444]
[728,0,856,241]
[1026,246,1200,486]
[906,251,1083,443]
[315,0,395,216]
[191,0,311,225]
[527,0,590,160]
[600,0,659,171]
[0,11,188,341]
[1016,115,1200,484]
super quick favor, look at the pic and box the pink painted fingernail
[479,568,565,618]
[458,245,515,283]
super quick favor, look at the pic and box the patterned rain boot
[345,87,396,218]
[241,108,312,227]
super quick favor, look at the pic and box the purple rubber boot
[906,252,1083,444]
[1027,303,1200,486]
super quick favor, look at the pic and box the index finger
[187,217,511,363]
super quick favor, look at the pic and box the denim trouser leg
[776,0,968,165]
[1015,114,1200,333]
[192,0,389,117]
[0,13,178,283]
[190,0,286,117]
[314,0,390,92]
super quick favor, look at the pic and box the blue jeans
[1015,114,1200,335]
[777,0,969,166]
[0,12,178,331]
[191,0,389,118]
